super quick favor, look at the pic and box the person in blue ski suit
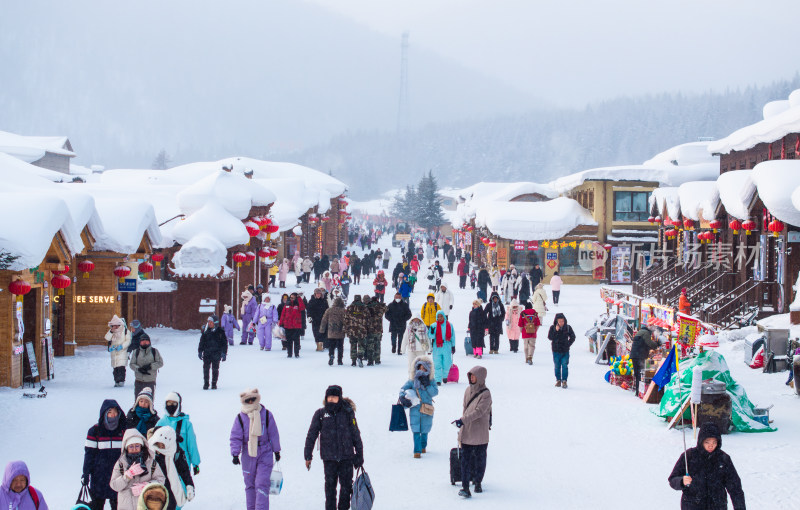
[398,355,438,457]
[428,310,455,385]
[156,392,201,476]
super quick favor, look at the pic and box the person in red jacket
[373,270,388,303]
[410,255,420,274]
[279,293,306,358]
[518,303,541,365]
[678,288,691,315]
[457,258,468,289]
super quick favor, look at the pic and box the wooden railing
[704,280,773,328]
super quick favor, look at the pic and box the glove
[138,368,150,375]
[274,451,281,462]
[222,353,227,362]
[354,456,364,469]
[198,352,203,360]
[186,485,195,501]
[81,474,89,486]
[232,455,240,465]
[131,482,148,497]
[451,346,456,355]
[140,363,152,372]
[193,465,199,475]
[399,396,412,408]
[453,419,464,428]
[125,463,145,479]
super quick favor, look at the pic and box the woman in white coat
[110,429,166,510]
[401,317,431,376]
[531,282,548,322]
[107,315,132,387]
[489,266,501,292]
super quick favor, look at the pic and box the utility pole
[397,31,410,131]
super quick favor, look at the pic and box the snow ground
[2,235,799,509]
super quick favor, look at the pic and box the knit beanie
[137,387,154,409]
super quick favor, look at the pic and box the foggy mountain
[279,76,800,198]
[0,0,537,168]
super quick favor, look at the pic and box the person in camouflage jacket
[344,295,369,367]
[365,296,387,366]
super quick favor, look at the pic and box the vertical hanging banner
[677,315,700,346]
[514,240,525,251]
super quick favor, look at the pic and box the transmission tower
[397,31,410,131]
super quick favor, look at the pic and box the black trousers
[203,357,220,386]
[323,459,354,510]
[113,366,126,384]
[328,338,344,361]
[376,293,385,303]
[304,271,311,282]
[489,333,500,352]
[553,290,560,304]
[461,443,488,490]
[89,493,117,510]
[390,330,403,352]
[632,357,645,395]
[459,275,467,289]
[285,329,301,356]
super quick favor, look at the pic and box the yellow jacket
[420,294,441,326]
[270,265,279,276]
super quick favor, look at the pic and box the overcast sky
[306,0,800,107]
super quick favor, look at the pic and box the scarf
[492,301,502,317]
[240,390,262,457]
[413,368,428,391]
[434,320,451,348]
[134,406,152,436]
[149,427,187,506]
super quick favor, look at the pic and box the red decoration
[663,218,672,227]
[257,248,270,259]
[8,279,31,301]
[138,261,154,275]
[603,244,613,251]
[52,264,70,275]
[729,219,741,234]
[265,224,279,234]
[338,218,345,224]
[245,251,256,266]
[648,216,655,224]
[245,221,260,238]
[321,215,330,222]
[683,219,694,230]
[488,240,497,248]
[665,229,678,239]
[741,219,756,235]
[465,225,474,232]
[78,260,95,278]
[113,265,132,283]
[232,252,247,268]
[51,274,71,295]
[768,219,785,237]
[708,219,721,233]
[151,253,165,267]
[654,216,662,224]
[308,215,319,223]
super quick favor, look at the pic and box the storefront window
[509,247,543,273]
[614,191,651,222]
[558,246,592,276]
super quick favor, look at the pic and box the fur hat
[325,385,343,399]
[239,388,261,405]
[223,304,232,314]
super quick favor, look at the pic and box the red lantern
[683,219,694,230]
[729,219,741,234]
[654,216,662,224]
[648,216,655,224]
[245,251,256,266]
[78,260,95,278]
[51,274,71,295]
[741,219,756,235]
[663,218,672,227]
[265,224,279,234]
[232,252,247,268]
[151,253,164,266]
[708,219,721,233]
[268,248,279,258]
[52,264,70,275]
[321,215,330,222]
[665,229,678,239]
[465,225,474,232]
[768,219,784,237]
[138,261,154,275]
[338,218,345,224]
[257,248,270,260]
[603,244,613,251]
[113,265,131,283]
[488,240,497,248]
[8,279,31,302]
[244,221,260,238]
[308,215,319,224]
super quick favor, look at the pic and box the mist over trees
[391,171,445,232]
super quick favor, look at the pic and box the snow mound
[717,170,756,221]
[89,198,163,253]
[0,129,74,163]
[678,181,719,221]
[172,202,249,248]
[170,233,231,278]
[0,151,70,183]
[763,100,791,120]
[177,170,275,219]
[751,161,800,227]
[474,198,596,241]
[649,187,681,220]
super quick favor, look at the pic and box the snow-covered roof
[0,151,71,183]
[88,198,163,253]
[716,170,756,221]
[172,202,249,248]
[708,89,800,155]
[348,198,391,216]
[649,187,681,220]
[752,160,800,227]
[169,233,233,279]
[177,170,275,219]
[678,181,719,221]
[449,181,558,227]
[475,197,596,241]
[0,130,75,163]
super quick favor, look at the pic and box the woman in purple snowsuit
[221,305,241,346]
[254,294,279,351]
[230,388,281,510]
[240,290,258,345]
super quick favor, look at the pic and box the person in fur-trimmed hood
[304,385,363,510]
[149,426,194,510]
[136,482,168,510]
[156,392,201,476]
[453,366,492,499]
[110,429,166,510]
[107,315,132,386]
[398,356,438,458]
[230,388,282,510]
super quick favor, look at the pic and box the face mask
[395,298,401,303]
[104,413,120,430]
[165,403,179,416]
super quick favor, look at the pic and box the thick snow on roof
[0,151,71,183]
[708,89,800,155]
[0,193,83,270]
[649,187,681,220]
[88,198,163,253]
[716,170,756,220]
[0,130,75,162]
[475,198,596,241]
[255,178,321,232]
[752,161,800,227]
[678,181,719,221]
[450,181,558,227]
[177,170,275,219]
[170,233,233,279]
[228,157,347,198]
[172,202,249,248]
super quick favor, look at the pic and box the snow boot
[526,357,532,365]
[561,381,568,389]
[358,358,364,368]
[338,359,344,365]
[295,353,300,358]
[367,360,374,366]
[211,384,217,390]
[475,483,482,493]
[316,342,324,352]
[413,453,421,459]
[421,448,426,453]
[328,356,334,366]
[392,346,396,354]
[376,360,381,365]
[555,380,561,387]
[351,360,357,367]
[203,383,209,390]
[458,489,472,498]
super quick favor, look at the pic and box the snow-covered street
[1,235,798,509]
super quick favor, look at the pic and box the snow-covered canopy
[169,233,233,279]
[716,170,756,221]
[752,161,800,227]
[177,170,275,219]
[0,130,75,163]
[88,197,163,253]
[678,181,719,221]
[449,181,558,227]
[649,187,681,220]
[475,198,596,241]
[709,89,800,155]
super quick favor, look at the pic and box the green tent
[652,350,776,432]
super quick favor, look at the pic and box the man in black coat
[307,288,330,352]
[630,325,660,396]
[127,319,149,353]
[483,292,505,354]
[477,267,491,301]
[392,258,406,289]
[384,292,412,354]
[198,315,228,390]
[304,385,364,510]
[547,313,576,389]
[668,422,745,510]
[529,263,544,288]
[83,399,126,509]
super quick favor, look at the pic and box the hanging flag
[652,344,679,390]
[781,138,786,160]
[514,240,525,251]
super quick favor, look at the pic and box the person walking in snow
[385,292,411,355]
[398,274,412,303]
[402,317,430,368]
[304,385,364,510]
[668,422,745,510]
[529,263,544,288]
[254,295,279,351]
[307,287,330,352]
[313,256,324,283]
[107,315,132,387]
[435,283,454,319]
[365,295,386,365]
[505,298,523,353]
[428,310,455,386]
[330,257,340,276]
[240,290,258,345]
[294,257,304,287]
[320,297,347,366]
[516,272,531,306]
[350,255,362,285]
[470,268,477,290]
[489,265,501,292]
[1,461,49,510]
[484,292,505,354]
[549,271,563,305]
[230,388,281,510]
[320,270,333,292]
[110,429,166,510]
[531,282,548,322]
[518,302,541,365]
[149,426,194,510]
[127,387,160,436]
[372,270,388,303]
[419,293,441,327]
[457,258,468,289]
[278,259,290,289]
[547,313,575,388]
[468,299,488,359]
[198,315,227,390]
[83,399,126,509]
[279,293,305,358]
[630,325,660,397]
[501,271,515,304]
[398,356,438,458]
[302,256,313,283]
[452,366,492,499]
[127,320,149,354]
[344,295,369,367]
[477,267,491,301]
[129,335,164,399]
[156,393,200,477]
[339,270,352,300]
[221,305,240,347]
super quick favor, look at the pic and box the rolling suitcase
[449,447,462,485]
[464,336,472,356]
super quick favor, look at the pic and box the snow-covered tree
[151,149,172,170]
[0,251,19,270]
[415,171,445,232]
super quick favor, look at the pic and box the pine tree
[151,149,172,170]
[415,171,445,232]
[0,251,20,270]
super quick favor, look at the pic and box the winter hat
[239,388,261,405]
[262,293,271,303]
[208,315,220,325]
[325,385,343,399]
[130,319,142,331]
[137,387,154,409]
[223,304,232,314]
[681,287,687,294]
[127,436,144,447]
[164,391,181,410]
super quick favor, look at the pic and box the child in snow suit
[470,269,477,290]
[230,388,282,510]
[156,392,200,476]
[320,271,333,292]
[372,271,388,303]
[254,295,279,351]
[107,315,132,387]
[518,305,541,365]
[240,291,258,345]
[149,426,194,510]
[428,310,455,385]
[83,399,126,509]
[0,461,48,510]
[398,356,438,458]
[304,385,364,510]
[221,305,240,346]
[110,429,166,510]
[198,316,228,390]
[505,299,522,353]
[127,388,160,437]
